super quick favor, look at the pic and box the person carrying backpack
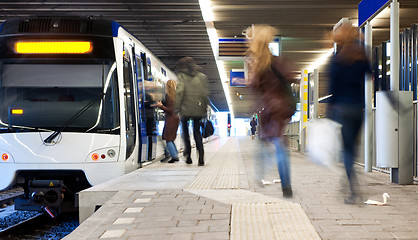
[175,57,209,166]
[245,25,297,198]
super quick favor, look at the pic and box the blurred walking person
[175,57,209,166]
[328,24,371,204]
[245,25,297,198]
[152,80,180,163]
[250,117,257,139]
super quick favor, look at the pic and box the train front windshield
[0,59,120,133]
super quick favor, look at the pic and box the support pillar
[299,69,309,153]
[364,21,373,172]
[390,0,400,91]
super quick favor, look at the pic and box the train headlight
[107,149,116,158]
[86,147,119,162]
[91,153,99,161]
[0,150,14,163]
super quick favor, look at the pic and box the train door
[122,43,137,164]
[142,54,157,161]
[134,51,148,164]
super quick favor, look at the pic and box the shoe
[344,194,361,204]
[186,158,192,164]
[282,187,293,198]
[198,162,205,166]
[168,158,179,163]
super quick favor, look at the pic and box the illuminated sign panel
[11,109,23,115]
[15,41,93,54]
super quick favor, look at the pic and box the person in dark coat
[328,24,371,204]
[250,117,257,139]
[245,25,297,198]
[144,92,156,161]
[152,80,180,163]
[175,57,209,166]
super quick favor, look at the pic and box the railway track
[0,187,24,207]
[0,187,78,239]
[0,206,78,239]
[1,212,78,239]
[0,211,44,238]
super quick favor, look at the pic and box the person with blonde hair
[328,24,371,204]
[245,25,297,198]
[152,79,180,163]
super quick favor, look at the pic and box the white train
[0,16,177,216]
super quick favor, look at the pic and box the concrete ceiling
[1,0,418,118]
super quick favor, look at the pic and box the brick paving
[65,137,418,240]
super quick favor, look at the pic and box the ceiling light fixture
[199,0,233,117]
[199,0,214,22]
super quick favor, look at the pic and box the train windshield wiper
[43,93,105,143]
[0,125,48,133]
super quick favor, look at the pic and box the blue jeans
[331,104,363,195]
[256,137,291,189]
[166,141,178,159]
[272,137,291,190]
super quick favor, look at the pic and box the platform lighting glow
[308,48,334,73]
[199,0,214,22]
[370,7,390,27]
[217,59,233,116]
[199,0,232,115]
[269,42,279,56]
[15,41,92,54]
[207,27,219,56]
[318,94,332,102]
[386,42,391,57]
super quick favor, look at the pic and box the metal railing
[285,121,300,151]
[286,105,418,179]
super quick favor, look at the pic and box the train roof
[0,16,121,37]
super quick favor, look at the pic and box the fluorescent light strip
[199,0,233,116]
[199,0,214,22]
[318,94,332,102]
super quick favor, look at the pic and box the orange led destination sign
[11,109,23,115]
[15,41,93,54]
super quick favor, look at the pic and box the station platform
[64,137,418,240]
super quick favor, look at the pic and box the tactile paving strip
[231,202,321,240]
[184,140,240,190]
[185,139,321,239]
[185,157,239,189]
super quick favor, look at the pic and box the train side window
[123,47,136,158]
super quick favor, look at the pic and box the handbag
[201,119,214,138]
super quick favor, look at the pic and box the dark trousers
[331,104,364,195]
[181,117,204,163]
